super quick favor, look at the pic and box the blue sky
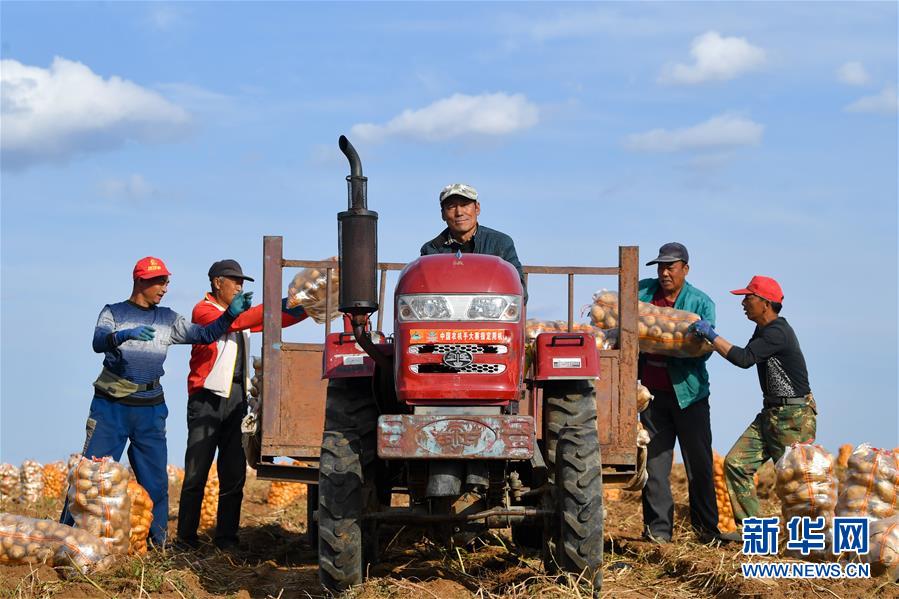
[1,2,896,468]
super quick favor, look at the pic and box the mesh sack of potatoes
[20,460,44,504]
[42,461,67,500]
[126,479,153,555]
[588,290,713,358]
[0,512,113,579]
[865,515,899,580]
[713,452,737,533]
[200,467,219,530]
[835,444,899,520]
[285,258,340,323]
[67,457,131,555]
[775,442,838,529]
[0,464,19,501]
[167,464,185,487]
[267,480,308,509]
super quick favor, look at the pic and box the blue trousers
[60,397,169,545]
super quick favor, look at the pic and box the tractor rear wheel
[554,426,603,590]
[317,378,380,594]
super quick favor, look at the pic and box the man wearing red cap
[691,276,815,525]
[61,256,254,548]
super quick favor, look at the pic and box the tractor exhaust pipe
[337,135,391,372]
[337,135,378,315]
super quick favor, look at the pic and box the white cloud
[845,85,899,115]
[836,61,871,86]
[350,93,538,143]
[1,57,191,171]
[98,174,155,201]
[624,114,764,153]
[659,31,766,85]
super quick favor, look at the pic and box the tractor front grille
[410,363,506,374]
[409,344,507,355]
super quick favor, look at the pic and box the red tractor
[251,136,643,595]
[316,136,606,592]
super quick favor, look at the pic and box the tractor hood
[396,254,522,297]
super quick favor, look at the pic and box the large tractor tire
[318,378,380,594]
[543,380,598,479]
[554,426,603,590]
[541,380,598,572]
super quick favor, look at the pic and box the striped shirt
[93,300,235,405]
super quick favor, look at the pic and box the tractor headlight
[397,294,521,322]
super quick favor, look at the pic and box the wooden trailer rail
[256,236,639,485]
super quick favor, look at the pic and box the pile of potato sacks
[774,441,899,578]
[285,258,341,323]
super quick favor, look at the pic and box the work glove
[227,291,254,318]
[281,297,306,319]
[690,319,718,342]
[115,326,156,343]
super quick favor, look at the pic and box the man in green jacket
[639,242,723,544]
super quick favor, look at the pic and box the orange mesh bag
[42,461,67,500]
[126,479,153,555]
[285,258,340,322]
[267,480,308,509]
[588,290,712,358]
[66,457,131,555]
[836,444,899,520]
[713,452,737,533]
[200,466,219,530]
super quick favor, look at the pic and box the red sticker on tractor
[409,329,510,344]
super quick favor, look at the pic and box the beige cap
[439,183,478,204]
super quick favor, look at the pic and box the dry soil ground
[1,464,896,598]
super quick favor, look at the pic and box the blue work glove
[115,326,155,343]
[227,291,253,318]
[281,297,306,319]
[690,319,718,342]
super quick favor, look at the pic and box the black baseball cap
[646,242,689,266]
[208,259,255,281]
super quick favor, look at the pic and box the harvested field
[1,463,896,598]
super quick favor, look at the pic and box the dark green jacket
[638,278,715,409]
[421,225,527,301]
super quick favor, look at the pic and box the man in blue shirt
[60,256,252,547]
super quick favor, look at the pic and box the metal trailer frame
[254,236,640,486]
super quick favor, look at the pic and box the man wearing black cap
[638,242,724,544]
[176,259,307,550]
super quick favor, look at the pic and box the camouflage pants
[724,400,817,523]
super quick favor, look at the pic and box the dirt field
[1,464,896,598]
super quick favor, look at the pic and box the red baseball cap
[730,275,784,303]
[133,256,172,280]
